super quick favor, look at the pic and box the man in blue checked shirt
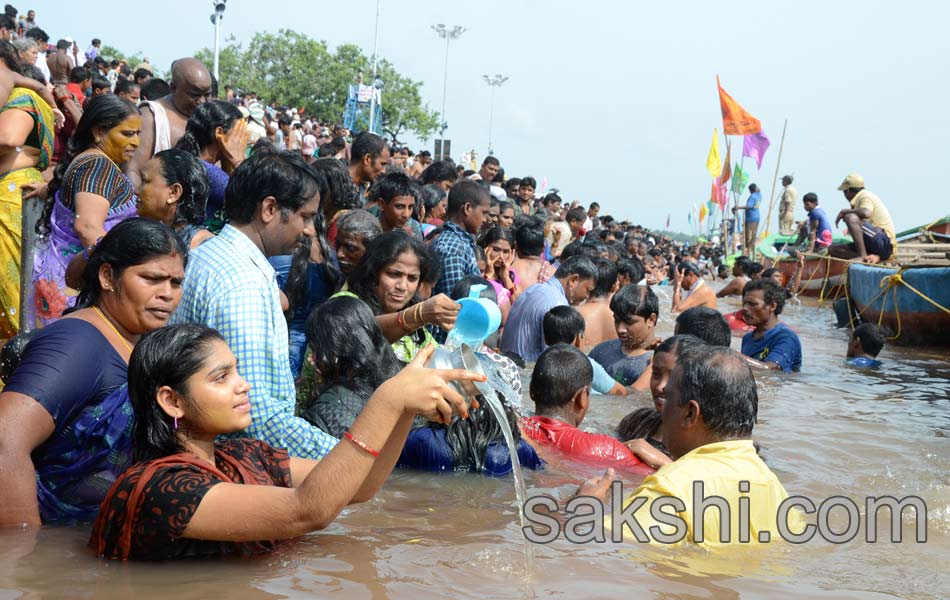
[430,180,491,342]
[170,146,338,459]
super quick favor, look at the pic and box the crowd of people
[0,16,893,560]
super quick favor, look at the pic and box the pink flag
[742,131,770,170]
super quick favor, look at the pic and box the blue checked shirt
[430,220,480,341]
[170,225,338,459]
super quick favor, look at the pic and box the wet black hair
[421,183,446,215]
[74,218,188,310]
[670,346,758,438]
[616,258,645,284]
[224,144,325,225]
[129,324,226,462]
[175,100,243,157]
[153,149,210,229]
[42,94,139,235]
[370,171,415,204]
[674,307,731,347]
[542,305,585,346]
[851,323,885,357]
[610,284,659,322]
[350,131,386,164]
[589,258,618,299]
[346,230,434,315]
[513,217,545,257]
[554,255,598,282]
[304,295,401,398]
[742,278,787,316]
[530,344,592,409]
[420,160,459,186]
[312,157,360,213]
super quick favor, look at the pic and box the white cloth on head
[143,101,172,154]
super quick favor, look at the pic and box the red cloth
[724,309,754,333]
[519,416,654,476]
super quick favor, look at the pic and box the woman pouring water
[91,324,485,560]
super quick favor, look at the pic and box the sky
[30,0,950,233]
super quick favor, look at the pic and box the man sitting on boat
[828,174,896,264]
[792,192,833,253]
[739,279,802,372]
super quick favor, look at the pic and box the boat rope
[847,267,950,341]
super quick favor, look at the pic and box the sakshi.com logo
[520,481,929,545]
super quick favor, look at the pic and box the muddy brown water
[1,287,947,599]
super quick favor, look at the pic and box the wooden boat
[775,253,848,298]
[847,263,950,347]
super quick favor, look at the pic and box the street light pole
[482,74,508,156]
[431,24,465,159]
[368,0,381,134]
[210,1,227,82]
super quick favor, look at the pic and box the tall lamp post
[482,74,508,156]
[210,0,227,81]
[368,0,381,134]
[431,24,465,159]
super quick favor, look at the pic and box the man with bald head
[125,57,213,187]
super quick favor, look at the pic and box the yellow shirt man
[850,189,896,245]
[609,439,802,547]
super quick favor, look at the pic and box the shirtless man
[576,257,619,348]
[46,39,71,85]
[511,218,554,287]
[716,258,750,298]
[671,261,717,312]
[125,57,212,188]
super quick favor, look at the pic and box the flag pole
[761,118,788,240]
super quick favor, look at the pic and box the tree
[100,44,145,71]
[192,30,439,140]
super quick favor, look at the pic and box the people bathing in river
[617,335,709,468]
[589,284,660,386]
[336,230,459,362]
[519,344,653,476]
[846,323,885,368]
[716,258,750,298]
[828,173,896,264]
[586,344,801,546]
[90,324,483,560]
[576,257,620,347]
[740,279,803,372]
[674,306,732,347]
[0,219,185,525]
[542,305,627,396]
[500,255,597,362]
[671,260,717,312]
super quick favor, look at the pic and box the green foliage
[193,30,439,140]
[99,44,144,71]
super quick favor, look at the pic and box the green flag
[730,163,750,194]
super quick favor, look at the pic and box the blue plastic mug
[453,285,502,346]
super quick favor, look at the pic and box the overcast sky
[33,0,949,232]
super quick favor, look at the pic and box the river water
[1,287,948,599]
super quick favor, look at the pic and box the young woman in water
[91,323,484,560]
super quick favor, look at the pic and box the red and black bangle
[344,431,380,458]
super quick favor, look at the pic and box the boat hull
[847,264,950,347]
[776,255,848,298]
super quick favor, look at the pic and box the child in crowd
[589,284,660,386]
[542,306,626,396]
[846,323,885,367]
[617,335,706,468]
[519,345,653,476]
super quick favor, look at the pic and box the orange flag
[717,76,761,135]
